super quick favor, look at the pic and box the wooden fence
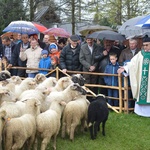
[0,63,134,114]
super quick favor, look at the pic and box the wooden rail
[1,66,134,114]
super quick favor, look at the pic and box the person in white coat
[19,39,42,78]
[118,36,150,117]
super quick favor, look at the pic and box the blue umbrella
[3,20,39,35]
[136,15,150,28]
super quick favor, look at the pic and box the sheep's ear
[34,100,41,107]
[53,80,57,86]
[59,101,66,106]
[70,84,78,90]
[86,99,90,105]
[0,110,7,119]
[0,89,7,94]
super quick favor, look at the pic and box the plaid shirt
[4,46,11,63]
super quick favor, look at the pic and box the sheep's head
[24,98,41,116]
[0,87,17,103]
[57,76,73,89]
[71,74,85,86]
[22,78,37,89]
[7,76,22,84]
[70,83,87,95]
[34,73,46,84]
[0,70,11,81]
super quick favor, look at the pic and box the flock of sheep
[0,70,109,150]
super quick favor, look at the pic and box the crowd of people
[0,32,150,117]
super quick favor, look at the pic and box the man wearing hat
[59,35,82,74]
[118,36,150,117]
[79,34,101,94]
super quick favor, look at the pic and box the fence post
[124,76,129,114]
[118,73,123,113]
[0,58,2,72]
[56,67,59,80]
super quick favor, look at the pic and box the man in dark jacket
[1,36,17,75]
[79,35,101,94]
[59,35,82,73]
[10,34,30,77]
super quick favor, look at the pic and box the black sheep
[88,95,109,140]
[0,70,11,81]
[71,74,85,86]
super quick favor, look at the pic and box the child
[39,50,51,75]
[49,43,61,69]
[1,56,9,70]
[104,53,119,106]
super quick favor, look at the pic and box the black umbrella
[89,30,125,41]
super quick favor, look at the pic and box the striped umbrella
[135,15,150,28]
[3,20,39,35]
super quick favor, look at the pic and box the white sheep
[3,98,41,150]
[38,77,57,89]
[18,86,50,112]
[61,95,89,141]
[0,87,17,106]
[41,83,87,112]
[50,76,73,92]
[14,77,37,98]
[0,110,6,150]
[0,93,42,118]
[6,76,22,85]
[35,100,66,150]
[0,101,26,118]
[34,73,46,84]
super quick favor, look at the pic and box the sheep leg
[102,121,106,136]
[28,134,35,149]
[98,122,101,132]
[94,122,99,139]
[52,134,57,150]
[33,137,38,150]
[41,137,50,150]
[89,124,95,140]
[61,122,66,138]
[12,140,25,150]
[4,132,13,150]
[70,123,77,141]
[81,118,87,132]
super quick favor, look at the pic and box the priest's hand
[117,67,125,74]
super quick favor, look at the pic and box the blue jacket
[104,62,119,86]
[39,57,51,75]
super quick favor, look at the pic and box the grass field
[45,112,150,150]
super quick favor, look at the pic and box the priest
[118,36,150,117]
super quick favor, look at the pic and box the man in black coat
[59,35,82,73]
[1,36,17,75]
[10,34,30,77]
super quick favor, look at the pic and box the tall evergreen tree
[0,0,27,34]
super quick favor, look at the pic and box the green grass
[45,112,150,150]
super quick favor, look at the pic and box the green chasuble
[137,50,150,104]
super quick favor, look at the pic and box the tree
[88,0,149,28]
[0,0,27,35]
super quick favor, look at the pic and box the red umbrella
[32,22,47,33]
[43,27,70,38]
